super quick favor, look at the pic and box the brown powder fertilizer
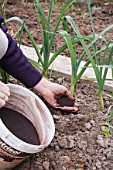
[0,107,40,145]
[57,95,75,107]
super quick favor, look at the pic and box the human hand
[0,81,10,108]
[34,78,78,112]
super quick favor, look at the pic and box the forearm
[0,15,42,88]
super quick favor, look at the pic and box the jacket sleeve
[0,15,42,88]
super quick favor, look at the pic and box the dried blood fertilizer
[57,95,75,107]
[0,107,40,145]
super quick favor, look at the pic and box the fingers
[58,106,78,112]
[74,102,79,107]
[0,98,5,108]
[0,81,10,108]
[0,92,9,102]
[0,81,10,96]
[55,105,78,112]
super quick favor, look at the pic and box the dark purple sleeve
[0,15,42,88]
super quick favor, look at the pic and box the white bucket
[0,84,55,170]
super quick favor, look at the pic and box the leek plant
[87,0,113,109]
[5,0,78,77]
[0,68,10,84]
[0,0,8,16]
[59,15,113,109]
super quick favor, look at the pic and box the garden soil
[3,1,113,170]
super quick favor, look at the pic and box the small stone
[96,160,102,169]
[85,122,91,130]
[61,156,72,164]
[103,148,111,155]
[78,141,87,150]
[90,120,95,126]
[53,115,60,119]
[58,138,68,148]
[86,148,95,156]
[110,142,113,148]
[78,153,83,158]
[59,156,72,169]
[104,138,111,147]
[92,105,97,111]
[55,145,60,151]
[76,114,84,120]
[97,135,105,147]
[51,161,56,167]
[68,138,75,148]
[98,156,106,161]
[57,77,63,84]
[43,161,50,170]
[105,101,110,106]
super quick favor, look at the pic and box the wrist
[34,77,51,95]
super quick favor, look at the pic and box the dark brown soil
[2,1,113,170]
[57,95,75,107]
[0,107,40,145]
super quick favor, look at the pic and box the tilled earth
[11,76,113,170]
[3,1,113,170]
